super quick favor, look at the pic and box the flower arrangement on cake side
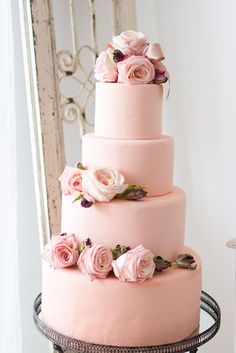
[95,30,168,85]
[42,233,197,283]
[59,163,147,208]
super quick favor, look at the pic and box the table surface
[33,291,221,353]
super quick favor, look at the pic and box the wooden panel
[112,0,137,35]
[30,0,65,236]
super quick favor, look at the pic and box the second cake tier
[82,133,174,197]
[61,187,186,260]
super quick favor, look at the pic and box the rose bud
[123,188,147,200]
[80,238,92,253]
[174,253,197,270]
[154,70,168,84]
[154,256,171,273]
[116,185,147,200]
[81,198,93,208]
[76,162,86,170]
[112,244,131,260]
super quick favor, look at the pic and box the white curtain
[0,0,22,351]
[0,1,48,353]
[136,1,236,352]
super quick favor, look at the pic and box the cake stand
[33,291,220,353]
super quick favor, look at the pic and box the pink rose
[42,234,79,269]
[77,244,113,280]
[58,166,83,196]
[112,245,155,282]
[117,56,155,84]
[95,48,118,82]
[111,30,148,55]
[82,167,128,202]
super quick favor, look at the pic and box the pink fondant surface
[82,133,174,197]
[95,83,163,139]
[61,187,186,261]
[41,247,201,346]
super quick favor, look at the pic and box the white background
[7,0,236,352]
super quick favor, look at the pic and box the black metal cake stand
[33,291,220,353]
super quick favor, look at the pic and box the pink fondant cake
[41,30,202,347]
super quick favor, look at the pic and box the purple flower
[113,49,127,63]
[154,256,171,273]
[175,254,197,270]
[81,198,93,208]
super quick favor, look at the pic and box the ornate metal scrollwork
[56,45,96,137]
[56,0,98,138]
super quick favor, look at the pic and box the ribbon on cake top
[59,163,147,208]
[42,234,197,282]
[94,30,169,86]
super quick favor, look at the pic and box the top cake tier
[94,30,168,140]
[95,83,163,140]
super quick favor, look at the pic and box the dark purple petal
[85,238,92,246]
[113,49,127,63]
[81,198,93,208]
[155,70,166,77]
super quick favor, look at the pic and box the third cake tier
[61,187,186,260]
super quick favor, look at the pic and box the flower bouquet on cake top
[95,30,168,85]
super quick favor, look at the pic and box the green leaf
[73,194,83,203]
[127,185,145,190]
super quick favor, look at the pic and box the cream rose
[94,49,118,82]
[82,167,128,202]
[117,56,155,84]
[112,245,155,282]
[58,166,83,196]
[42,234,79,269]
[77,244,113,280]
[111,30,148,55]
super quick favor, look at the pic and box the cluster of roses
[59,163,147,208]
[42,233,197,283]
[95,30,168,85]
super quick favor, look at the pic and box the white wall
[136,0,236,352]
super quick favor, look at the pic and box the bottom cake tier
[41,247,202,347]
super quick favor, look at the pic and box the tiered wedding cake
[41,31,202,346]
